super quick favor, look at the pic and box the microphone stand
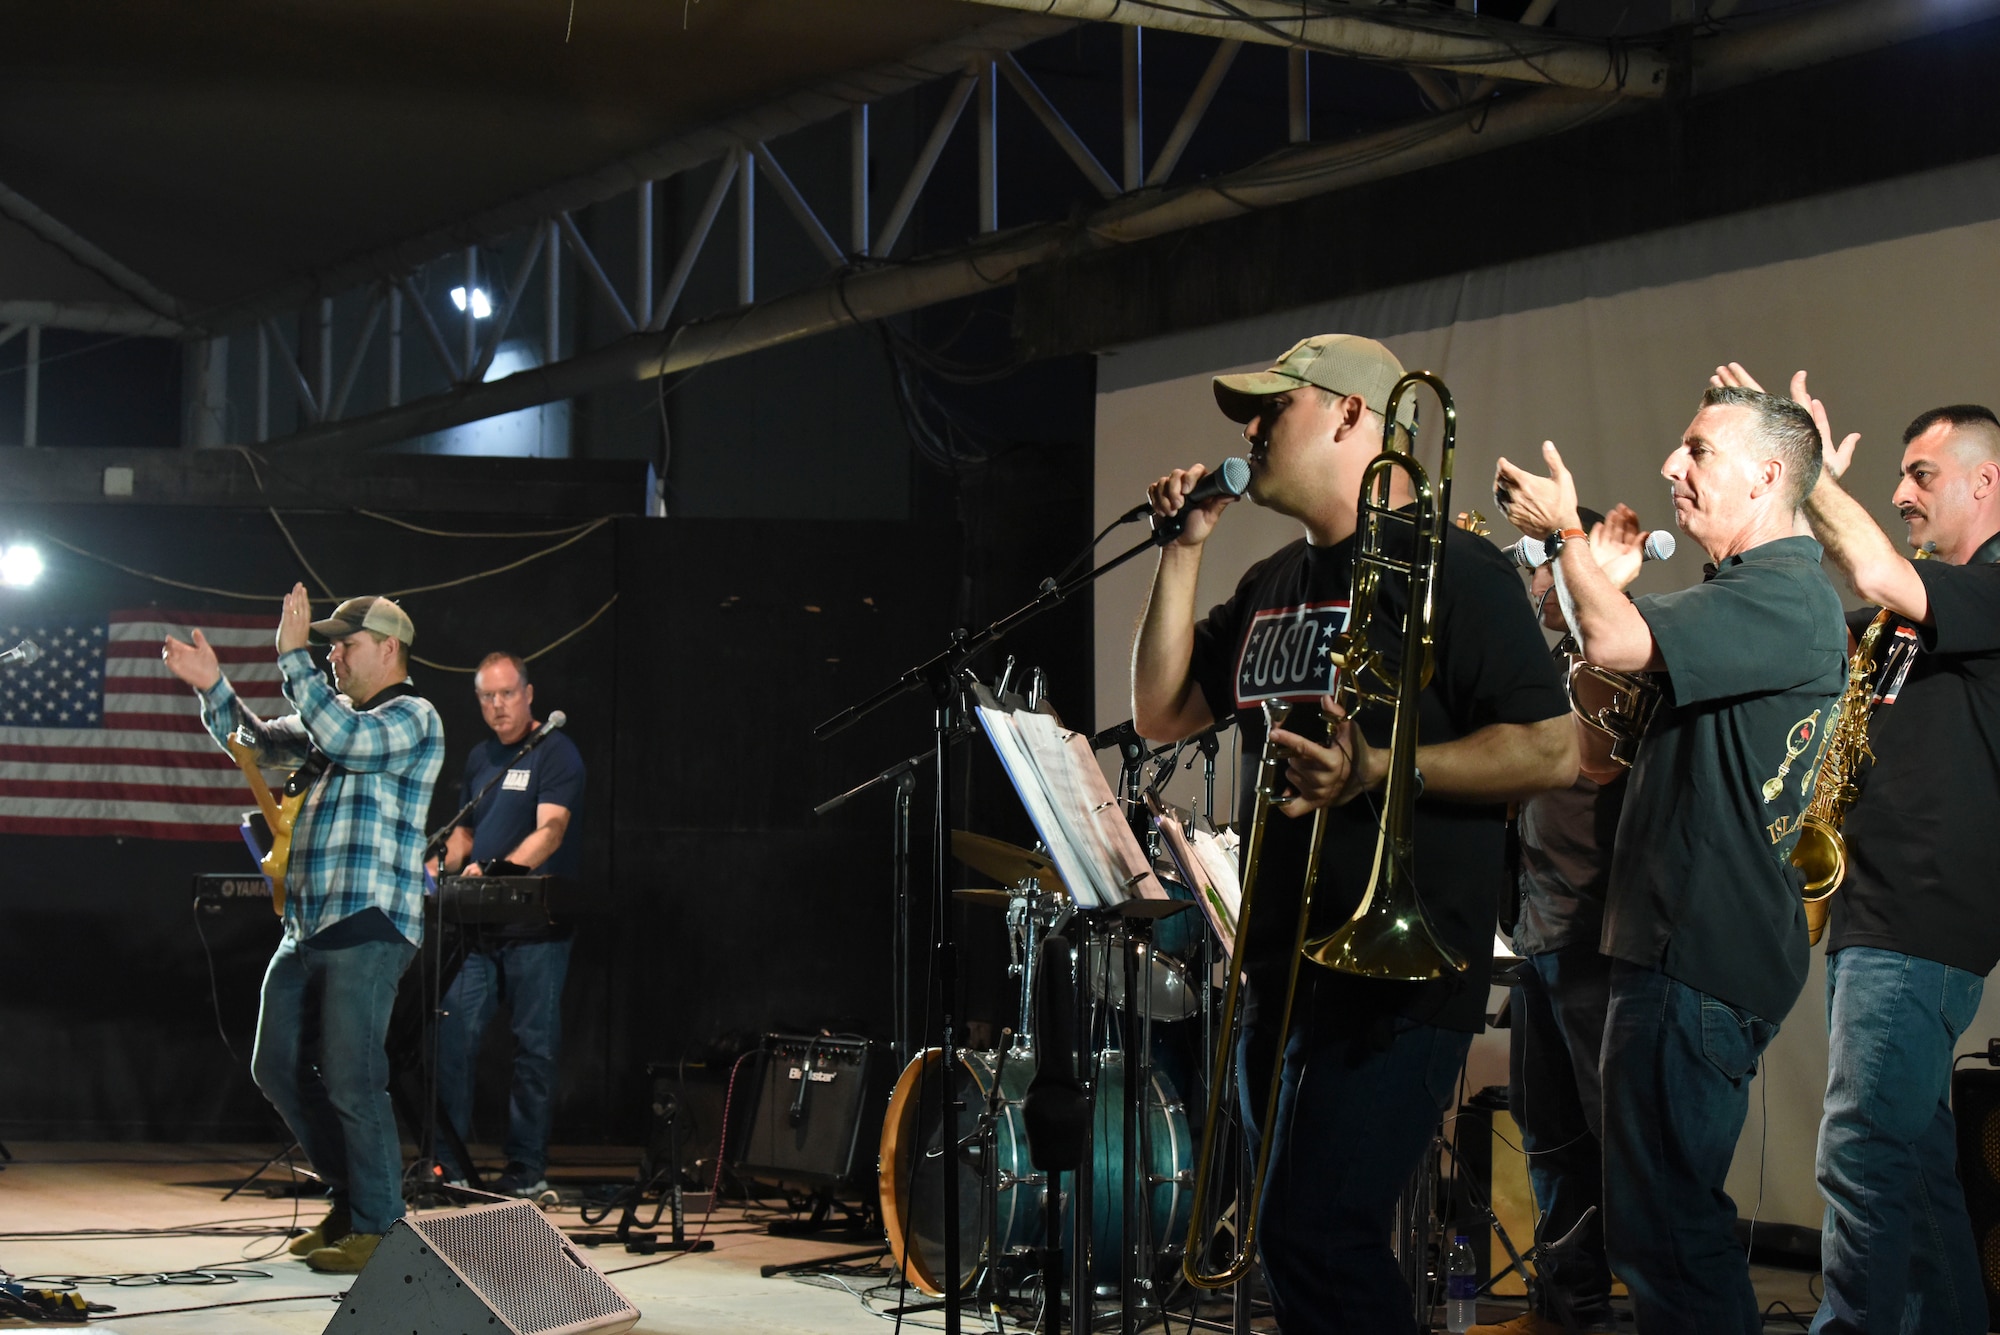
[814,526,1170,1335]
[409,718,569,1198]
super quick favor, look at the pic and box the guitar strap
[282,680,424,799]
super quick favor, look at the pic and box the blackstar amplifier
[731,1033,886,1192]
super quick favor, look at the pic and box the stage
[0,1143,1826,1333]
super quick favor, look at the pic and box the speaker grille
[1983,1105,2000,1181]
[413,1201,631,1334]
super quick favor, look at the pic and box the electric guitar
[225,726,302,917]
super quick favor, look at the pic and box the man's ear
[1330,392,1369,439]
[1974,460,2000,501]
[1748,455,1783,501]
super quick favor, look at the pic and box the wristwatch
[1545,526,1588,557]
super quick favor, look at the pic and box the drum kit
[877,796,1228,1329]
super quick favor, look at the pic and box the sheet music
[974,696,1164,910]
[1147,793,1242,957]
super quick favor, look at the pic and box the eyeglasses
[475,686,525,705]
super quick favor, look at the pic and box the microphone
[0,640,39,666]
[515,710,567,753]
[1118,456,1252,525]
[1504,530,1676,569]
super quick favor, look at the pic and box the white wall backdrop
[1091,152,2000,1231]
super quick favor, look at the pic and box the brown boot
[286,1203,351,1258]
[305,1230,382,1274]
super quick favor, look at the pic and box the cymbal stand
[1436,1136,1595,1334]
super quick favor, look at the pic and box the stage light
[450,286,493,319]
[0,543,43,588]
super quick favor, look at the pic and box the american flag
[0,609,294,841]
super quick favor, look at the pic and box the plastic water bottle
[1444,1232,1478,1332]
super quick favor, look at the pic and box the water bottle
[1444,1232,1478,1332]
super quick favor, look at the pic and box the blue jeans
[1509,944,1614,1321]
[1600,960,1777,1335]
[1812,946,1986,1335]
[252,933,417,1235]
[435,936,573,1180]
[1239,977,1474,1335]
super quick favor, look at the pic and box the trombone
[1181,371,1468,1292]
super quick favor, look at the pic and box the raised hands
[1711,362,1858,481]
[1591,502,1647,591]
[277,583,312,655]
[161,628,222,691]
[1494,440,1583,539]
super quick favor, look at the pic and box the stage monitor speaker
[732,1033,885,1193]
[1951,1066,2000,1331]
[322,1198,639,1335]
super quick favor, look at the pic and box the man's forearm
[1805,474,1928,619]
[1132,544,1212,740]
[1414,716,1578,804]
[1557,544,1660,672]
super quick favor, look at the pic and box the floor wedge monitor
[322,1197,639,1335]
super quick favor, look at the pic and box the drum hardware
[951,831,1071,900]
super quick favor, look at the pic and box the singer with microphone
[432,651,584,1200]
[163,589,444,1274]
[1133,333,1577,1334]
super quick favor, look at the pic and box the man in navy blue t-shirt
[435,651,584,1197]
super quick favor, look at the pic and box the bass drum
[878,1047,1191,1296]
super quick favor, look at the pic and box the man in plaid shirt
[165,584,444,1275]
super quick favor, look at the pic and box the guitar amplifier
[732,1034,887,1193]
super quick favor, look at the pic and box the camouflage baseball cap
[1213,334,1414,427]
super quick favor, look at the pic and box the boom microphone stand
[815,524,1178,1335]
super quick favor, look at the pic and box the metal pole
[1288,48,1310,143]
[850,104,870,257]
[317,297,334,410]
[388,285,403,407]
[635,179,655,329]
[737,146,755,307]
[1122,27,1143,192]
[462,246,479,377]
[976,61,998,233]
[256,320,270,442]
[22,324,38,448]
[544,218,560,363]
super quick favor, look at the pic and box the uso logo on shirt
[1233,600,1350,710]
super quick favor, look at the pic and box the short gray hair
[473,651,530,687]
[1699,384,1822,507]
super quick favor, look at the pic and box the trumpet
[1180,371,1466,1292]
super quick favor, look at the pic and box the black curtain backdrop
[0,506,956,1143]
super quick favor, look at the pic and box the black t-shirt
[455,729,586,942]
[1830,556,2000,973]
[1604,536,1847,1022]
[1187,526,1569,1034]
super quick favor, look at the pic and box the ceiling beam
[0,299,181,337]
[0,181,185,324]
[197,13,1073,334]
[953,0,1671,95]
[255,0,2000,458]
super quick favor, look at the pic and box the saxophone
[1792,609,1893,945]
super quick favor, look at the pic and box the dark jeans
[252,933,417,1235]
[1240,979,1474,1335]
[436,936,573,1180]
[1509,943,1614,1322]
[1812,946,1986,1335]
[1600,960,1778,1335]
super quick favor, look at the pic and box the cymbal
[950,830,1068,897]
[952,888,1020,908]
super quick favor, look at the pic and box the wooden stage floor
[0,1144,1822,1332]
